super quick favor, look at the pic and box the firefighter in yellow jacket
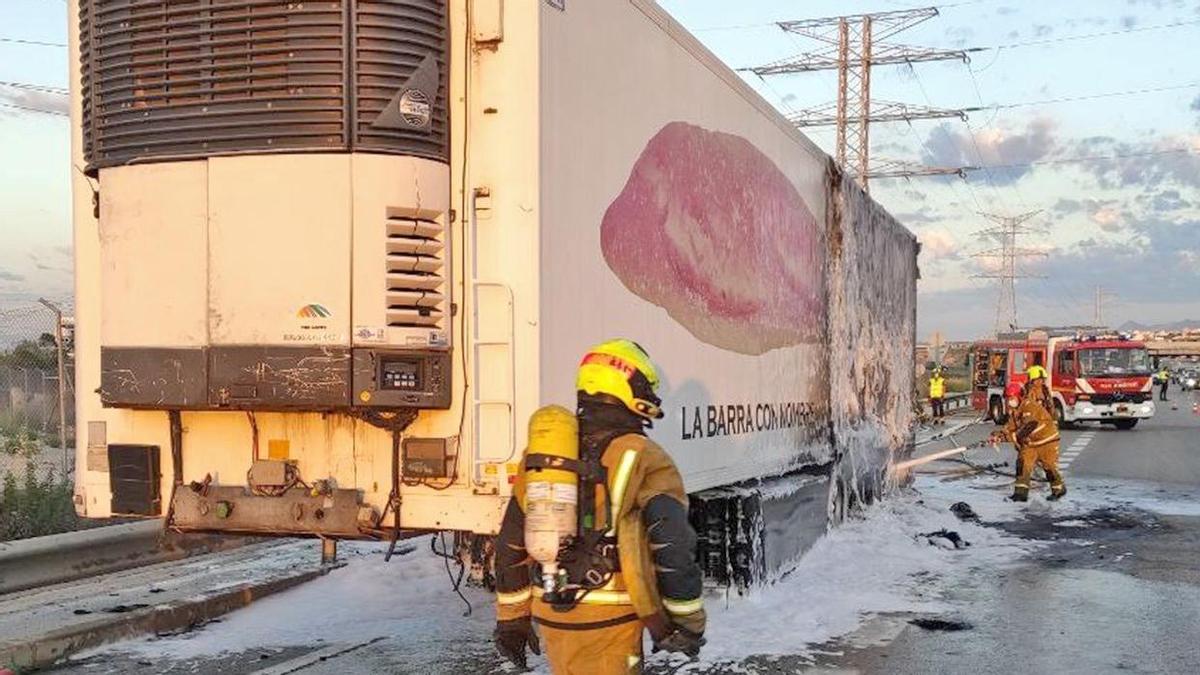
[493,339,705,674]
[991,381,1066,502]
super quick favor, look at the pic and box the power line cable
[979,146,1196,170]
[0,36,67,48]
[987,82,1199,110]
[0,80,68,95]
[985,18,1200,50]
[0,102,68,117]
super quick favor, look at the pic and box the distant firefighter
[929,368,947,425]
[991,382,1066,502]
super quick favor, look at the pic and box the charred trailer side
[69,0,916,585]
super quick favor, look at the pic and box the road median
[0,540,336,672]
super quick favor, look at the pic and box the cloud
[1120,15,1138,29]
[918,229,961,261]
[1070,134,1200,189]
[904,189,928,203]
[895,207,944,225]
[1032,24,1054,37]
[920,216,1200,337]
[0,270,25,283]
[1052,198,1082,215]
[1135,188,1192,213]
[0,87,69,116]
[1089,205,1123,232]
[1190,94,1200,112]
[921,117,1058,185]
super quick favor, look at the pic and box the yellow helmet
[576,339,664,420]
[1027,364,1048,381]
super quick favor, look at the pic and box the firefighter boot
[1010,485,1029,502]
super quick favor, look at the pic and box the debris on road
[950,502,981,523]
[917,529,971,550]
[909,617,973,632]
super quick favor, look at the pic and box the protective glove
[651,624,706,658]
[494,616,540,670]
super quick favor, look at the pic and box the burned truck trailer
[68,0,917,580]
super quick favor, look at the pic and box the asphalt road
[45,395,1200,675]
[822,391,1200,675]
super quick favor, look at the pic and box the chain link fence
[1,301,78,540]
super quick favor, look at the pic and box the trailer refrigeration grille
[386,213,446,330]
[78,0,448,170]
[354,1,449,157]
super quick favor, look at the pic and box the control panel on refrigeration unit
[352,350,451,410]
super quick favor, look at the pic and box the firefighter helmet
[1027,364,1048,381]
[576,339,664,420]
[1005,382,1023,408]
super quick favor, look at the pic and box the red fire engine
[969,330,1155,429]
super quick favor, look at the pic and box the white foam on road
[78,472,1200,671]
[92,540,496,663]
[690,477,1043,666]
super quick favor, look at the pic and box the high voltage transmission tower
[972,210,1046,335]
[1094,286,1118,327]
[747,8,982,191]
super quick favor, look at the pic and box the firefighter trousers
[1014,442,1065,498]
[536,616,644,675]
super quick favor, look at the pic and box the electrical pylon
[748,8,982,191]
[972,210,1045,335]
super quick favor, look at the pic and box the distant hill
[1119,319,1200,331]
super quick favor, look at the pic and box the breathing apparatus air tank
[523,405,580,596]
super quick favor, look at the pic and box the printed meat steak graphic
[601,122,825,355]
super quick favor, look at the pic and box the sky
[1,0,1199,339]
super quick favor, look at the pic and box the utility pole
[38,298,68,475]
[747,8,982,191]
[971,211,1045,335]
[1094,286,1117,327]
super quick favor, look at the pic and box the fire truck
[970,330,1155,429]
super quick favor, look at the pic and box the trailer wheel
[989,397,1007,426]
[1113,419,1138,430]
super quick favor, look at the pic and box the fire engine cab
[970,330,1155,429]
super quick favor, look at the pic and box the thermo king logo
[297,304,332,319]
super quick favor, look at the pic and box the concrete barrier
[0,520,256,595]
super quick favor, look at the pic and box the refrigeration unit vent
[78,0,449,170]
[386,214,446,332]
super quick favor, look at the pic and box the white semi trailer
[69,0,917,582]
